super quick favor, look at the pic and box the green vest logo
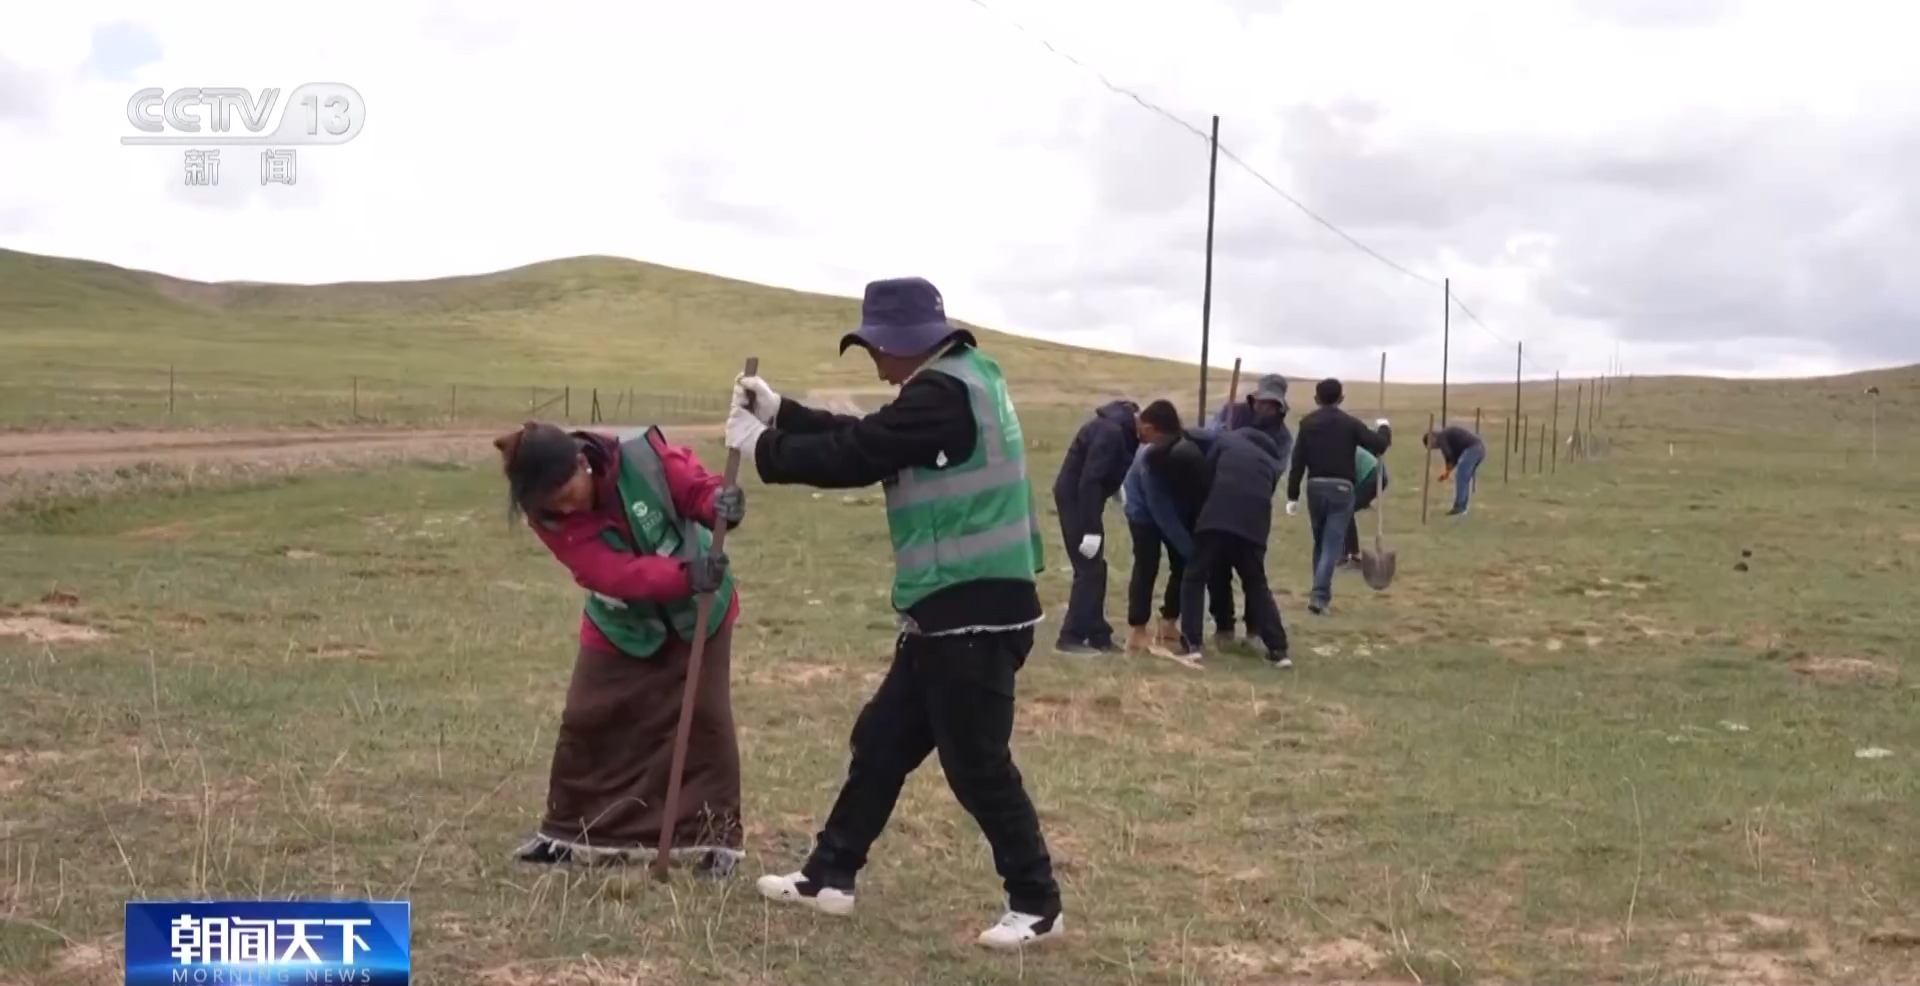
[630,500,668,546]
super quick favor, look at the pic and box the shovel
[1359,352,1398,590]
[652,355,757,882]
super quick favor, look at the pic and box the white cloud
[2,0,1916,383]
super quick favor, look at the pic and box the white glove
[1117,487,1129,508]
[733,374,781,425]
[1284,500,1299,517]
[1376,418,1390,427]
[724,403,766,469]
[1077,534,1102,559]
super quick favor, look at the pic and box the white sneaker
[755,871,856,917]
[976,910,1063,950]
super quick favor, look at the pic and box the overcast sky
[2,0,1915,382]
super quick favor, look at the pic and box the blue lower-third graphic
[125,900,409,985]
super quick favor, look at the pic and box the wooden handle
[1375,352,1387,538]
[738,357,762,412]
[652,354,757,881]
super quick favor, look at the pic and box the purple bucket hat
[839,277,967,357]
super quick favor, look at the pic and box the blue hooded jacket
[1120,443,1199,557]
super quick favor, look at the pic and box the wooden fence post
[1420,412,1435,525]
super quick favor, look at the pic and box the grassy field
[2,249,1919,984]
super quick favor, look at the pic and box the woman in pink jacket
[494,421,746,878]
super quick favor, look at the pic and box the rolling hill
[1,247,1913,454]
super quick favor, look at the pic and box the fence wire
[2,365,729,430]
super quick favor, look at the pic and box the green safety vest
[562,428,734,657]
[882,348,1045,612]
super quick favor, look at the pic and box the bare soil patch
[0,426,512,474]
[1540,913,1920,985]
[1791,655,1899,686]
[480,957,660,985]
[51,942,117,986]
[0,615,107,644]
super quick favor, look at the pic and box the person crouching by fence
[1166,406,1292,669]
[495,421,746,879]
[1120,400,1194,652]
[1423,424,1485,517]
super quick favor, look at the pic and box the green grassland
[4,246,1913,448]
[2,249,1918,985]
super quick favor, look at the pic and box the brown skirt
[537,622,742,861]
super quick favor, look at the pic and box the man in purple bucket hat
[723,277,1064,950]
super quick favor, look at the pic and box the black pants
[1055,504,1114,646]
[803,626,1060,916]
[1179,532,1288,656]
[1344,465,1389,557]
[1205,562,1244,635]
[1125,519,1183,627]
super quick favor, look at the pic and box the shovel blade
[1360,547,1398,590]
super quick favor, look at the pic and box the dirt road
[0,424,724,475]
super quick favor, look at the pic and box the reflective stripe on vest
[882,349,1043,610]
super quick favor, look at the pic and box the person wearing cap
[1422,424,1485,516]
[1283,379,1392,614]
[721,277,1063,951]
[1207,374,1296,466]
[1051,398,1140,654]
[1201,373,1294,648]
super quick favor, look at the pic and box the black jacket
[1194,426,1286,545]
[1431,425,1482,467]
[751,354,1043,635]
[1146,431,1211,532]
[1286,406,1392,502]
[1051,400,1139,538]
